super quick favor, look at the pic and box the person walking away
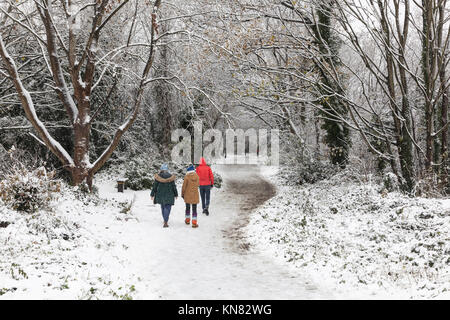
[196,157,214,216]
[181,164,200,228]
[151,163,178,228]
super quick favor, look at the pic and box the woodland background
[0,0,449,196]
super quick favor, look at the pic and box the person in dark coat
[196,157,214,216]
[151,163,178,228]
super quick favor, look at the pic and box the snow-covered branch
[0,33,74,169]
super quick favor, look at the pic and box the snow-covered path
[101,164,330,299]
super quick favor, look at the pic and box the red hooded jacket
[196,157,214,186]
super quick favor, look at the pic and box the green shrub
[0,165,61,213]
[280,158,338,185]
[383,172,399,192]
[213,171,223,188]
[124,158,156,191]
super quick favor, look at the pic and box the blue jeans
[199,185,211,210]
[160,204,172,222]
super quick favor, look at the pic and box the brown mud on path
[216,164,276,253]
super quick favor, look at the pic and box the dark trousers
[185,203,198,220]
[160,204,172,222]
[199,185,211,210]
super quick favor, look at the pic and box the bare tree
[0,0,162,189]
[333,0,450,192]
[420,0,450,189]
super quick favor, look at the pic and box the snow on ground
[246,167,450,299]
[0,184,145,299]
[2,162,448,299]
[0,165,329,299]
[97,165,330,299]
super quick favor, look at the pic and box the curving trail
[220,164,276,253]
[111,164,329,299]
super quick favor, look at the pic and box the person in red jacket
[196,157,214,216]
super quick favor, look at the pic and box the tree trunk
[437,1,449,191]
[72,122,91,186]
[439,62,449,191]
[154,22,173,155]
[314,1,351,167]
[422,0,434,170]
[378,0,415,192]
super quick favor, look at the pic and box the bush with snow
[280,158,339,185]
[383,172,400,192]
[281,137,340,185]
[213,171,223,188]
[414,171,448,198]
[124,158,156,190]
[0,165,61,213]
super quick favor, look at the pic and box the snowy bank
[246,168,450,299]
[0,178,147,300]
